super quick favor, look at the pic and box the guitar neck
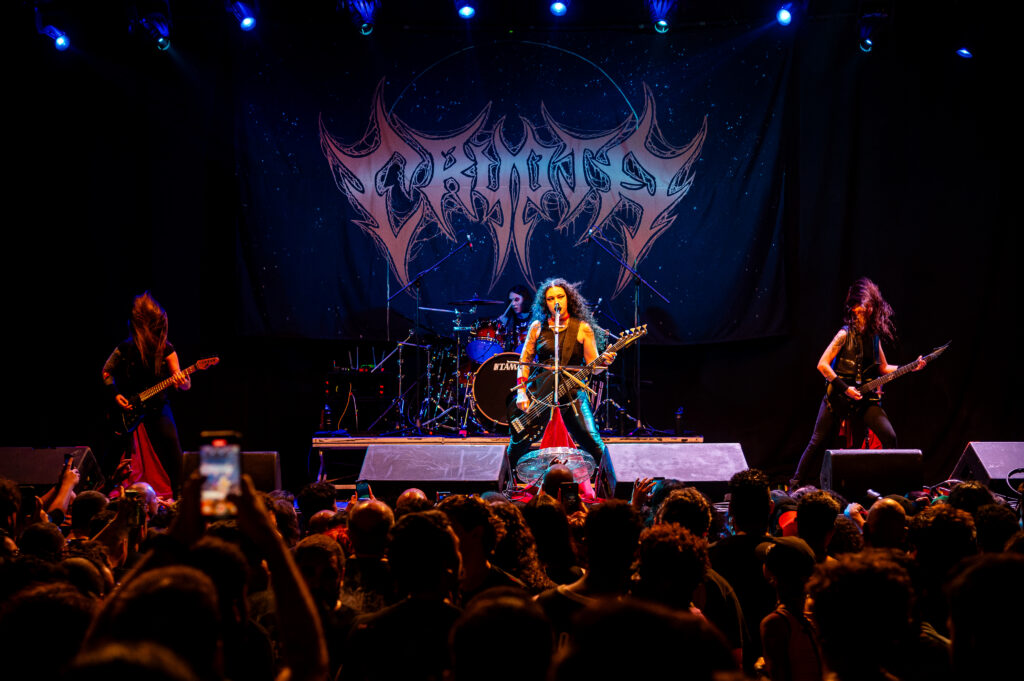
[138,363,199,403]
[547,332,638,403]
[859,344,947,393]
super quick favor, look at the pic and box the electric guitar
[111,356,220,436]
[508,325,647,446]
[826,342,949,416]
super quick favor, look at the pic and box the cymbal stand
[581,227,671,435]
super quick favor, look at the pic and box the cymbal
[448,297,505,306]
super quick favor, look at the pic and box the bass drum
[472,352,521,429]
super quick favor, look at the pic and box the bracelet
[517,376,526,386]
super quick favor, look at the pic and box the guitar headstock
[196,357,221,370]
[614,325,648,347]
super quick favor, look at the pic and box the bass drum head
[472,352,520,428]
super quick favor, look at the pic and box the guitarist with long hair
[790,278,925,488]
[506,278,617,472]
[102,292,190,496]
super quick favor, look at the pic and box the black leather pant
[792,395,897,486]
[506,395,608,474]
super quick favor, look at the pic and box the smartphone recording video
[199,443,241,517]
[356,480,371,501]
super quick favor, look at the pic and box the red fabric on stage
[128,423,173,498]
[540,408,577,449]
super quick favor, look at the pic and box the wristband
[517,376,526,386]
[830,377,850,393]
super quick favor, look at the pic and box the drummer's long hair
[530,278,607,350]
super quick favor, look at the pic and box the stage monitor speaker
[0,446,104,492]
[183,451,281,492]
[599,442,748,502]
[359,444,510,503]
[950,442,1024,489]
[822,449,923,501]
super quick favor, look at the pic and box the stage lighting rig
[776,4,793,26]
[856,2,891,54]
[550,2,568,17]
[130,1,173,51]
[456,2,476,20]
[226,2,257,32]
[342,1,378,35]
[33,3,70,51]
[647,0,676,33]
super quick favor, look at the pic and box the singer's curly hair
[529,278,606,350]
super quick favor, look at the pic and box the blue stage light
[228,3,256,31]
[550,2,567,16]
[859,37,873,53]
[956,47,973,59]
[361,22,374,35]
[43,26,70,51]
[655,19,669,33]
[457,3,476,19]
[777,5,793,26]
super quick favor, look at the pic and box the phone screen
[560,481,580,506]
[199,443,241,517]
[355,480,371,500]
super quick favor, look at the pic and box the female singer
[506,278,616,471]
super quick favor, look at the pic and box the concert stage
[311,435,751,503]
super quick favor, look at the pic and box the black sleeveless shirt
[831,326,880,382]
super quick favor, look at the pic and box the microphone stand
[582,228,671,436]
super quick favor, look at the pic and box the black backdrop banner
[236,26,791,344]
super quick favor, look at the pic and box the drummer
[498,284,532,352]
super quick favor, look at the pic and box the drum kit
[413,295,532,433]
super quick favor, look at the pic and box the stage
[310,435,769,503]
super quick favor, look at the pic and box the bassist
[102,292,190,496]
[507,278,617,473]
[790,278,925,488]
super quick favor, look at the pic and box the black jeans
[792,395,896,486]
[506,395,608,474]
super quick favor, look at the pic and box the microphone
[554,302,561,315]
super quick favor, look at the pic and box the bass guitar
[826,341,949,417]
[508,325,648,447]
[111,357,220,437]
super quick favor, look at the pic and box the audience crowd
[1,460,1022,681]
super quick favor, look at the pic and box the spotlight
[345,2,378,36]
[956,47,973,59]
[776,4,793,26]
[33,6,70,51]
[42,25,70,51]
[457,3,476,19]
[859,36,873,53]
[227,2,256,31]
[550,2,567,16]
[647,1,675,33]
[131,4,172,52]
